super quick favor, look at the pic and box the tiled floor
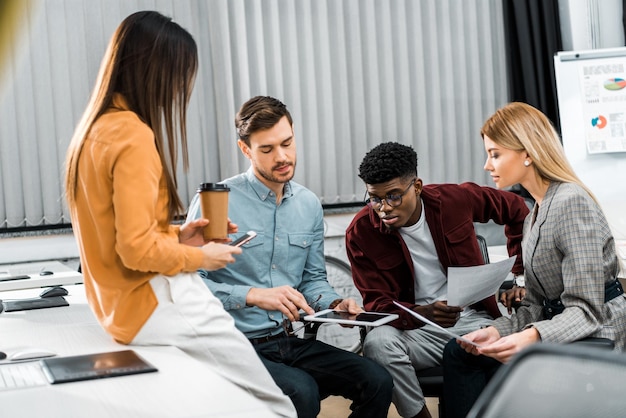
[319,396,439,418]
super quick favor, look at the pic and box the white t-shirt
[399,200,475,316]
[399,200,447,305]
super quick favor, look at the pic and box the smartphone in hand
[229,231,257,247]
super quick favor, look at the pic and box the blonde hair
[65,11,198,220]
[481,102,597,203]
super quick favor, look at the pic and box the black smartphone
[229,231,257,247]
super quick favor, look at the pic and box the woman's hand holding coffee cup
[180,218,239,246]
[179,218,210,246]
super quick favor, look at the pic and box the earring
[524,160,530,167]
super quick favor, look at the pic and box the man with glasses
[345,142,529,418]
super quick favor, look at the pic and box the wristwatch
[328,298,343,309]
[514,274,525,287]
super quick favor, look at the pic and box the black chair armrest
[570,337,614,349]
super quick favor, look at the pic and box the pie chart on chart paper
[591,115,607,129]
[603,78,626,91]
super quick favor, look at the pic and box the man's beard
[258,161,296,184]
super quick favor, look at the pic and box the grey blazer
[493,181,626,350]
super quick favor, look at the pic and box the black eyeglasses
[364,179,416,210]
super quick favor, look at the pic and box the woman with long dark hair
[65,11,295,417]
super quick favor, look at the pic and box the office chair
[467,342,626,418]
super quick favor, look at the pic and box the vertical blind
[0,0,508,229]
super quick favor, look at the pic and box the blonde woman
[443,102,626,418]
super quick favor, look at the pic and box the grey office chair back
[467,343,626,418]
[476,234,490,264]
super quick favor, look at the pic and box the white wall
[559,0,625,50]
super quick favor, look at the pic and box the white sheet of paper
[392,301,483,348]
[446,256,516,308]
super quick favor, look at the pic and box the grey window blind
[0,0,507,229]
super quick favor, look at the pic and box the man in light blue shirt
[187,167,340,335]
[187,96,392,418]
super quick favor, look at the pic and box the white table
[0,260,83,292]
[0,285,275,418]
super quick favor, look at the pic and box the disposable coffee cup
[197,183,230,240]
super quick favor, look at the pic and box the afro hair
[358,142,418,184]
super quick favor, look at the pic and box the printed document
[447,256,516,308]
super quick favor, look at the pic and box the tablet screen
[303,309,398,326]
[315,311,390,322]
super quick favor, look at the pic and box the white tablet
[303,309,398,327]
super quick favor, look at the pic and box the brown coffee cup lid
[197,183,230,192]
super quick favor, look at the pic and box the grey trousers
[362,310,493,417]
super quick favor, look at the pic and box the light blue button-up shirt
[187,168,342,338]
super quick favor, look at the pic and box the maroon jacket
[345,182,529,329]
